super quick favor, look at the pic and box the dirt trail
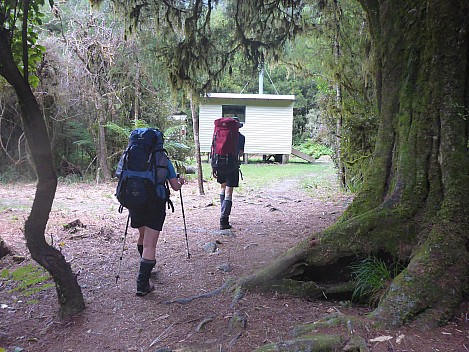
[0,171,467,352]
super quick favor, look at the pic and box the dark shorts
[216,168,240,187]
[129,202,166,231]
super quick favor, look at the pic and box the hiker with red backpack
[116,128,186,296]
[210,117,245,230]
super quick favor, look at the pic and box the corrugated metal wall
[199,98,294,154]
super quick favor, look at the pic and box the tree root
[254,334,346,352]
[195,317,214,332]
[166,204,467,330]
[163,279,234,304]
[371,222,469,328]
[254,312,371,352]
[231,204,468,329]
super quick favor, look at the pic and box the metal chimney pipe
[259,67,264,94]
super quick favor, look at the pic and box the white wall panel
[199,94,294,155]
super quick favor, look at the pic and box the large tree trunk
[356,0,469,327]
[238,0,469,329]
[0,28,85,318]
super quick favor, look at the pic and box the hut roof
[205,93,295,101]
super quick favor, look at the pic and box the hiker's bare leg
[225,186,234,200]
[136,226,159,296]
[142,226,160,260]
[137,227,144,245]
[220,183,234,200]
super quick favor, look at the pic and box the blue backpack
[115,128,173,212]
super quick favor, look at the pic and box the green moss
[3,264,54,302]
[321,206,417,260]
[373,222,467,327]
[254,334,344,352]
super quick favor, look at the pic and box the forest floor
[0,158,467,352]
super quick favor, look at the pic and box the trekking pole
[115,212,130,283]
[178,174,191,259]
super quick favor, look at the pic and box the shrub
[295,140,333,159]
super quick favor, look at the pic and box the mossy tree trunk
[0,28,85,318]
[239,0,469,329]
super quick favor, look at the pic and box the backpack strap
[151,149,175,213]
[120,146,131,171]
[210,131,217,159]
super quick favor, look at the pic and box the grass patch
[350,256,402,307]
[192,159,340,198]
[1,264,54,303]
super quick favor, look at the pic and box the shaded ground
[0,160,467,351]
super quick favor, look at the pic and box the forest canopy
[1,0,373,190]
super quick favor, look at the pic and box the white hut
[199,93,296,163]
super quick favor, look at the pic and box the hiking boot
[136,282,155,297]
[220,199,232,230]
[136,259,156,297]
[220,216,232,230]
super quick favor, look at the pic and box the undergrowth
[294,141,333,159]
[350,256,402,307]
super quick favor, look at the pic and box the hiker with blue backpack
[211,117,245,230]
[115,127,186,296]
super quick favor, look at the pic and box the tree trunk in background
[134,61,140,125]
[333,0,345,189]
[0,29,85,318]
[93,92,111,182]
[239,0,469,329]
[190,92,205,195]
[98,115,111,181]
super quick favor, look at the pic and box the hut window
[222,105,245,123]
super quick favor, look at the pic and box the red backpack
[211,117,240,174]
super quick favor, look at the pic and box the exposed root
[253,334,346,352]
[254,312,372,352]
[163,279,234,305]
[229,205,468,328]
[195,317,214,332]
